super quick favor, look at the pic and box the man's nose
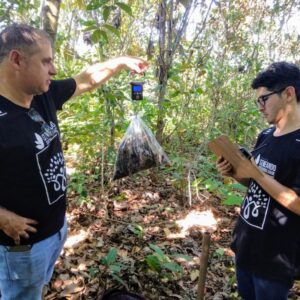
[257,102,265,111]
[49,64,57,76]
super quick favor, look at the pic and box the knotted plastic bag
[113,115,170,180]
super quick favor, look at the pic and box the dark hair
[0,23,52,62]
[251,61,300,102]
[99,289,146,300]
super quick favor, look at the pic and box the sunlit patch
[65,143,80,176]
[167,210,218,239]
[64,229,89,249]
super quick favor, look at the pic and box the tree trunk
[156,0,168,143]
[41,0,61,45]
[155,0,194,143]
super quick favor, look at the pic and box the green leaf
[128,224,144,236]
[88,266,99,277]
[230,182,247,192]
[91,29,108,43]
[223,194,243,206]
[83,25,98,32]
[109,264,122,273]
[86,0,110,10]
[81,20,97,27]
[103,6,111,22]
[86,2,102,10]
[149,244,165,256]
[162,262,183,273]
[204,178,221,192]
[103,24,120,38]
[116,2,133,16]
[213,248,225,257]
[145,255,161,272]
[195,87,204,94]
[111,273,129,289]
[106,92,116,101]
[170,90,180,98]
[101,248,117,265]
[106,248,118,264]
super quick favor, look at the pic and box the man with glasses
[217,61,300,299]
[0,23,148,300]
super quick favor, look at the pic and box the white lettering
[258,158,276,176]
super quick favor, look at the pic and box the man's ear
[8,50,24,69]
[284,86,296,103]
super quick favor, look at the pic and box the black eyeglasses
[255,87,286,107]
[27,108,54,137]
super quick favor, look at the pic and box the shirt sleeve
[49,78,77,110]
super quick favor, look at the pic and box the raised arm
[72,56,149,98]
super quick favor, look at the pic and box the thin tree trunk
[156,0,168,143]
[156,0,194,143]
[41,0,61,45]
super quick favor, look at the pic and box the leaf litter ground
[45,174,300,300]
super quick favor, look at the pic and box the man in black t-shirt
[216,62,300,300]
[0,24,148,299]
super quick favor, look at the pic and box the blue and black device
[130,82,144,100]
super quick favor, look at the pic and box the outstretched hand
[73,56,149,98]
[0,208,38,245]
[122,56,149,74]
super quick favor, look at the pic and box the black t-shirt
[231,127,300,284]
[0,78,76,246]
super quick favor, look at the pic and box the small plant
[98,248,128,289]
[227,270,239,298]
[68,172,88,202]
[204,178,246,206]
[145,244,191,281]
[112,193,127,202]
[213,247,225,258]
[128,224,145,238]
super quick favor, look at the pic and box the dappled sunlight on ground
[64,228,89,249]
[165,210,218,239]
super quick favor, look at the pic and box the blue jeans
[0,219,67,300]
[236,265,293,300]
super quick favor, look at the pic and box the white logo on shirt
[256,154,277,176]
[36,149,67,205]
[0,110,7,117]
[33,122,65,205]
[240,154,276,229]
[44,153,67,193]
[33,122,58,150]
[241,181,270,229]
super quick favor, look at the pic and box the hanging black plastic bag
[113,115,170,180]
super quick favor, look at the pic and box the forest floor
[45,174,300,300]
